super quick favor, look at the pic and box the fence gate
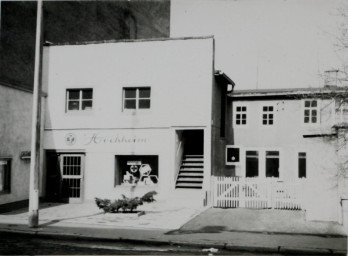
[212,176,304,210]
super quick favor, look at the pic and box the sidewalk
[0,201,347,255]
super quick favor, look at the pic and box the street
[0,232,284,255]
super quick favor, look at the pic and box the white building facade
[42,37,233,204]
[226,88,348,222]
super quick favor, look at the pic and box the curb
[1,228,346,255]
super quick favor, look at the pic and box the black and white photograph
[0,0,347,255]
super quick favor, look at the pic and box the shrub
[95,191,157,213]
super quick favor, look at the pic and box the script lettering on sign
[84,133,147,145]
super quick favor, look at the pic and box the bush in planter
[95,191,157,213]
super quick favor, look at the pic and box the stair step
[184,158,204,162]
[176,183,202,189]
[176,177,203,184]
[184,155,203,158]
[179,169,203,175]
[178,173,203,177]
[181,163,204,167]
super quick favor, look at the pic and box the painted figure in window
[122,163,158,185]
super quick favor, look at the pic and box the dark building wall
[0,0,170,90]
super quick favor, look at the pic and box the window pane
[242,106,247,112]
[236,120,240,125]
[263,114,267,119]
[263,120,267,125]
[304,110,310,116]
[269,106,273,111]
[246,151,258,177]
[68,101,80,110]
[139,99,151,109]
[82,89,93,100]
[269,114,273,119]
[124,99,136,109]
[311,100,317,107]
[242,119,246,125]
[269,119,273,125]
[68,90,80,100]
[242,114,246,119]
[124,88,136,98]
[0,165,4,192]
[304,116,309,123]
[236,114,240,120]
[311,109,317,117]
[263,106,267,111]
[305,101,310,107]
[298,152,306,178]
[266,158,279,177]
[139,88,151,98]
[236,106,241,112]
[311,116,317,123]
[82,100,93,110]
[266,151,279,157]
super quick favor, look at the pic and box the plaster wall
[43,38,214,130]
[231,98,339,221]
[42,38,215,200]
[0,85,32,204]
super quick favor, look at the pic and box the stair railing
[174,132,185,187]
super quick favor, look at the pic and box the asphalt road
[0,232,284,255]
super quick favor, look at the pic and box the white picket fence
[212,176,305,210]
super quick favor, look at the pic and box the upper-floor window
[66,89,93,112]
[234,105,247,126]
[123,87,151,110]
[262,106,274,125]
[303,100,319,124]
[0,158,11,194]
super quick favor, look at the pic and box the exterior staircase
[175,155,203,189]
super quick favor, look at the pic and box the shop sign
[84,133,147,145]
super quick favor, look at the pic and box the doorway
[45,152,85,203]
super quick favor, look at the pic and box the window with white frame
[266,151,279,177]
[66,89,93,111]
[123,87,151,110]
[303,100,319,124]
[262,106,274,125]
[0,158,11,194]
[234,105,247,125]
[245,151,259,177]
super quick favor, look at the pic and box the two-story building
[223,87,348,222]
[41,36,234,205]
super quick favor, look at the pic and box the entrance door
[45,152,84,203]
[60,154,84,203]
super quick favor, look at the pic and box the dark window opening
[266,151,279,177]
[0,158,11,193]
[298,152,306,178]
[246,151,258,177]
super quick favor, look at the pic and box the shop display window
[115,155,158,186]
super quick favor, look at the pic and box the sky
[171,0,348,90]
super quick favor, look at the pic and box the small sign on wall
[226,146,240,165]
